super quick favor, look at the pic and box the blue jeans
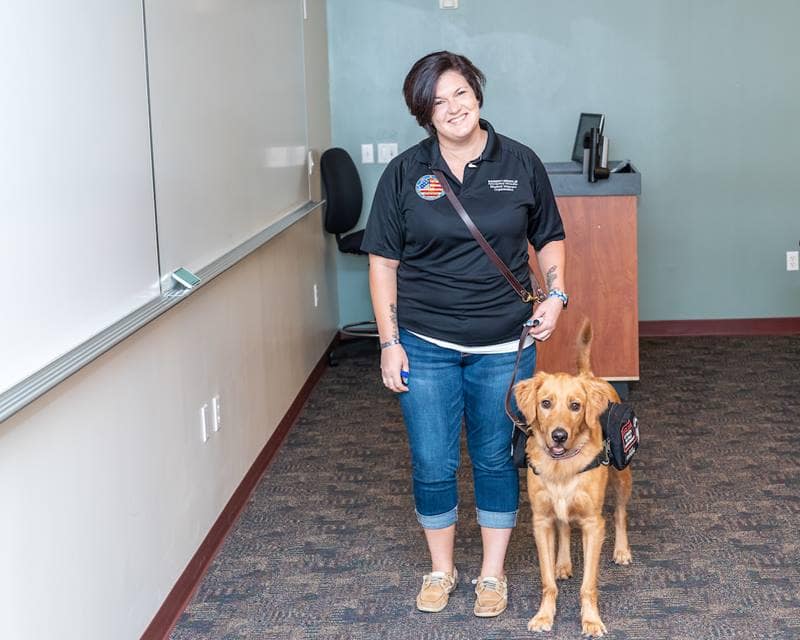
[398,329,536,530]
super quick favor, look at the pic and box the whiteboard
[144,0,310,280]
[0,1,160,393]
[0,0,313,401]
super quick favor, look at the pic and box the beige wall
[0,2,336,639]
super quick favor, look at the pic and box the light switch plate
[377,143,398,164]
[361,143,374,164]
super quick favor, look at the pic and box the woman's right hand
[380,344,409,393]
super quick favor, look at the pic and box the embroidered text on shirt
[487,179,518,192]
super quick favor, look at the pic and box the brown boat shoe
[472,575,508,617]
[415,567,459,612]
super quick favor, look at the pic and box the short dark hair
[402,51,486,136]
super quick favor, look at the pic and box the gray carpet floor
[171,336,800,640]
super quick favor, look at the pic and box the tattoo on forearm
[379,304,401,350]
[389,303,399,341]
[546,266,558,291]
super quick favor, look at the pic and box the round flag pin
[415,174,445,200]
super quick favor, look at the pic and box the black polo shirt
[361,120,564,346]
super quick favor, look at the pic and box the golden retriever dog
[514,319,632,637]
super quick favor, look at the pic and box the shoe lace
[424,572,448,588]
[472,576,504,594]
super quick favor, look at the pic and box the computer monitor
[571,113,605,162]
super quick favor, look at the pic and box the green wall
[327,0,800,324]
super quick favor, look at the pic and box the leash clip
[601,439,612,466]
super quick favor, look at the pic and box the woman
[361,51,568,617]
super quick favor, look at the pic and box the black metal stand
[328,322,379,367]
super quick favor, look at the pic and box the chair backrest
[320,148,363,235]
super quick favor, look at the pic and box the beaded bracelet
[547,289,569,308]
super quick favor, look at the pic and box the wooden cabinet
[529,195,639,380]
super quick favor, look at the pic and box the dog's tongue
[550,446,565,457]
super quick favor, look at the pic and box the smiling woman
[402,51,485,135]
[431,70,486,181]
[360,50,569,621]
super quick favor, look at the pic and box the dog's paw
[581,617,607,637]
[528,613,554,632]
[555,563,573,579]
[613,547,632,565]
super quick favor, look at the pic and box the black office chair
[320,147,379,349]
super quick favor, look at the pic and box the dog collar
[527,441,610,476]
[545,445,583,460]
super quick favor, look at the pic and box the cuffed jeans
[398,329,536,530]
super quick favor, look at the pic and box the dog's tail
[577,318,593,375]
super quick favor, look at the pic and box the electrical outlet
[787,251,799,271]
[313,283,319,307]
[211,395,221,432]
[200,403,210,442]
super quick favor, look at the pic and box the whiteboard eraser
[172,267,201,289]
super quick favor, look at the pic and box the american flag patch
[415,174,445,201]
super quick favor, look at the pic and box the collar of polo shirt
[421,119,503,172]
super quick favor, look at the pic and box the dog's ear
[514,372,544,424]
[583,378,612,434]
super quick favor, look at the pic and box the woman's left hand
[528,297,563,341]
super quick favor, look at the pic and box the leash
[504,320,537,436]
